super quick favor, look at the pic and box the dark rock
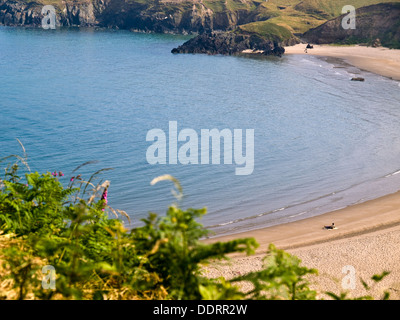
[171,31,285,56]
[351,77,365,81]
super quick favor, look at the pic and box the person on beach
[324,222,336,230]
[305,43,313,53]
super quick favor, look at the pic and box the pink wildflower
[101,188,108,211]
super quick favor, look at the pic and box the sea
[1,26,400,237]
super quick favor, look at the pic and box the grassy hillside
[237,0,400,39]
[303,2,400,48]
[178,0,400,40]
[238,20,294,42]
[294,0,400,18]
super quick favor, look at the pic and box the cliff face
[97,0,259,33]
[0,0,260,32]
[0,1,41,26]
[0,0,106,27]
[302,3,400,48]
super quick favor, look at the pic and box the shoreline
[283,44,400,81]
[203,189,400,252]
[203,190,400,299]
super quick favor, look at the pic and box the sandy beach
[203,191,400,299]
[203,45,400,299]
[284,44,400,81]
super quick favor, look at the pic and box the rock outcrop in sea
[171,31,285,56]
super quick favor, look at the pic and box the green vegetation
[302,2,400,49]
[0,162,248,299]
[202,0,226,12]
[236,0,400,40]
[0,144,393,300]
[238,21,294,42]
[293,0,400,18]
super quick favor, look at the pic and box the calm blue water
[1,26,400,236]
